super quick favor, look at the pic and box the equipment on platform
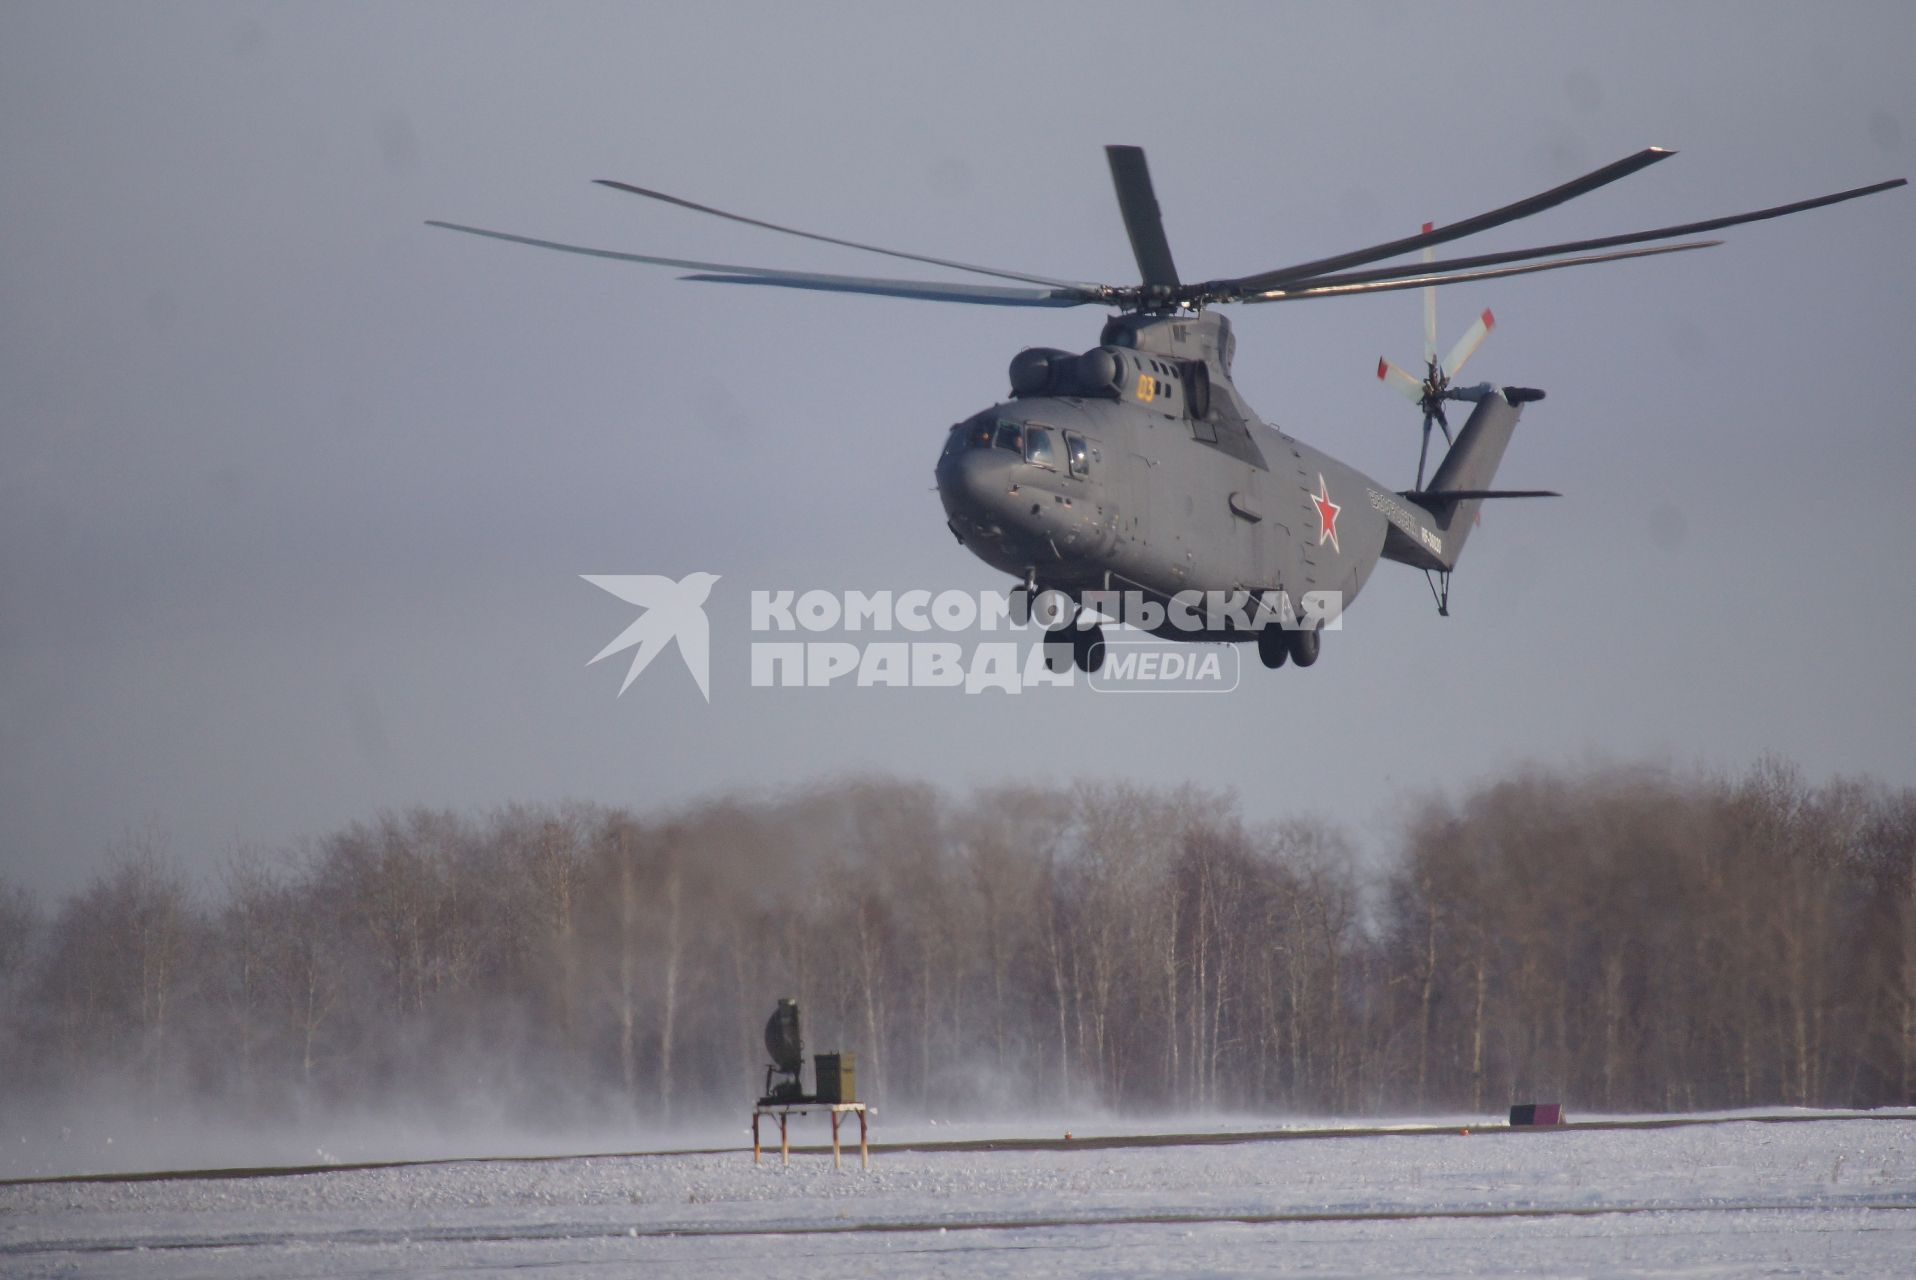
[814,1052,857,1104]
[757,998,859,1107]
[751,1001,869,1168]
[761,998,805,1105]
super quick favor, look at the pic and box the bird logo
[581,572,720,700]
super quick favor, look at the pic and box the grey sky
[3,2,1912,899]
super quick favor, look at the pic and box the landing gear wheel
[1044,630,1075,674]
[1256,627,1290,669]
[1038,593,1077,673]
[1073,623,1106,674]
[1288,623,1322,668]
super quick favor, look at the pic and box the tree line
[1,759,1911,1127]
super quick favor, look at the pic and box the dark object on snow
[1509,1102,1565,1126]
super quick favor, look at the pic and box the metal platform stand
[752,1102,869,1170]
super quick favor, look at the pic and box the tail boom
[1376,387,1544,572]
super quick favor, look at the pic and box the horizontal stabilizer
[1401,489,1560,501]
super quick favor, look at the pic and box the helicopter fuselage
[934,310,1477,643]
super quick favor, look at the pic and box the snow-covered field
[4,1112,1912,1277]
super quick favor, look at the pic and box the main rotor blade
[1273,177,1910,293]
[680,270,1096,308]
[1403,489,1561,499]
[1219,147,1678,295]
[1242,240,1720,302]
[426,221,1100,306]
[427,220,834,276]
[1105,145,1181,288]
[594,179,1097,290]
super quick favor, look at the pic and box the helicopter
[429,147,1902,674]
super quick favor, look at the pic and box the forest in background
[1,758,1912,1131]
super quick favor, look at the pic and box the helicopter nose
[935,445,1017,525]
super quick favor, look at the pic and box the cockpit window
[994,421,1024,454]
[1025,426,1056,467]
[1064,431,1090,477]
[966,418,995,449]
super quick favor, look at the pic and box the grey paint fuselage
[935,310,1510,638]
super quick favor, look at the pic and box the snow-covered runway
[5,1113,1912,1276]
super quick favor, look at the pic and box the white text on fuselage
[1368,488,1443,556]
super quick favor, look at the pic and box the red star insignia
[1313,474,1342,554]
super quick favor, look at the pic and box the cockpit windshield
[957,416,1044,457]
[1025,426,1055,467]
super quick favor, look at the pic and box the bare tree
[7,765,1913,1127]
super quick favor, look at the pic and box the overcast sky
[3,2,1912,900]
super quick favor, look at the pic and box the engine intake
[1008,346,1124,399]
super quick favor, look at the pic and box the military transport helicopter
[429,147,1902,673]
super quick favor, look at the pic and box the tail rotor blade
[1416,411,1435,491]
[1378,356,1425,402]
[1422,223,1437,364]
[1442,308,1496,379]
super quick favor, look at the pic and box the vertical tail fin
[1419,388,1535,569]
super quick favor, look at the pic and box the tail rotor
[1377,223,1496,489]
